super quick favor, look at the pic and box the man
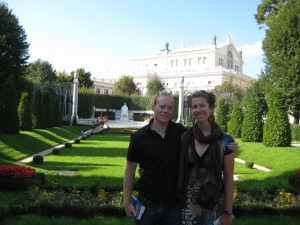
[123,92,186,225]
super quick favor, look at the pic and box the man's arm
[123,160,138,217]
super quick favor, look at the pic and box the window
[171,60,174,67]
[175,60,179,66]
[203,57,207,64]
[235,65,239,72]
[227,51,233,69]
[208,81,211,84]
[184,59,188,66]
[198,57,202,65]
[189,58,192,65]
[219,58,224,66]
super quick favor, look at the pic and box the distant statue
[120,103,129,121]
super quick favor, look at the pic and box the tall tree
[113,76,139,96]
[241,82,266,142]
[25,59,56,83]
[215,96,230,133]
[71,68,93,88]
[256,0,300,123]
[0,2,29,97]
[0,76,20,134]
[18,92,32,131]
[55,71,73,83]
[146,77,165,96]
[263,88,291,146]
[227,100,243,138]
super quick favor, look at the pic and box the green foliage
[78,88,94,118]
[263,88,291,146]
[74,139,80,144]
[55,71,73,83]
[65,142,72,148]
[52,148,60,155]
[18,92,33,131]
[241,84,264,142]
[215,96,229,132]
[32,89,47,129]
[245,161,254,169]
[73,68,93,88]
[25,59,56,84]
[113,76,139,95]
[0,76,20,134]
[227,100,243,138]
[146,77,165,95]
[259,0,300,124]
[291,124,300,141]
[0,2,30,95]
[33,155,43,164]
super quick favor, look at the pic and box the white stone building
[95,33,254,96]
[93,78,114,95]
[131,33,253,95]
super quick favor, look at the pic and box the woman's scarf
[177,122,223,208]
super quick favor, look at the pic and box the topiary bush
[65,142,72,148]
[74,138,80,144]
[81,136,87,140]
[245,161,254,169]
[227,100,243,138]
[33,155,43,164]
[263,88,291,147]
[215,96,230,133]
[241,86,265,142]
[52,148,60,155]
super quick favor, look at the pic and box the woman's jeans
[135,196,181,225]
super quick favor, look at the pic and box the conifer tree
[227,100,243,138]
[215,96,230,132]
[18,92,32,131]
[263,88,291,146]
[0,76,20,133]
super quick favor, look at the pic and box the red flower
[0,165,35,181]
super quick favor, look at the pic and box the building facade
[131,33,253,95]
[95,33,254,96]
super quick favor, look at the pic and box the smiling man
[123,92,187,225]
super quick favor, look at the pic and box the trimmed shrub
[0,76,20,134]
[245,161,254,169]
[81,136,87,140]
[52,148,60,155]
[18,92,33,131]
[241,90,264,142]
[33,155,44,164]
[33,172,46,185]
[291,124,300,141]
[65,142,72,148]
[215,96,230,132]
[32,89,47,129]
[74,139,80,144]
[263,88,291,147]
[227,100,243,138]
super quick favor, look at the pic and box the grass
[0,126,300,224]
[234,139,300,190]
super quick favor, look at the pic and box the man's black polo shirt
[127,120,186,203]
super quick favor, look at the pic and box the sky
[3,0,265,79]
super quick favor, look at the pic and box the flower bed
[0,165,36,191]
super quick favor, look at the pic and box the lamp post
[71,72,79,126]
[176,76,184,123]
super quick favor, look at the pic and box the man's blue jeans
[135,196,181,225]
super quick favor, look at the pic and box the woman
[178,90,235,225]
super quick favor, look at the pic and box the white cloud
[238,41,263,57]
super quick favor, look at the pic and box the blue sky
[4,0,265,79]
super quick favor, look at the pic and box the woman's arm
[220,152,235,225]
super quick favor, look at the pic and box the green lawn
[0,126,299,224]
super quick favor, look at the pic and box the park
[1,1,300,224]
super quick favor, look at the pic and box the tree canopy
[256,0,300,122]
[113,76,139,95]
[146,77,165,96]
[25,59,56,83]
[0,2,29,95]
[71,68,93,88]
